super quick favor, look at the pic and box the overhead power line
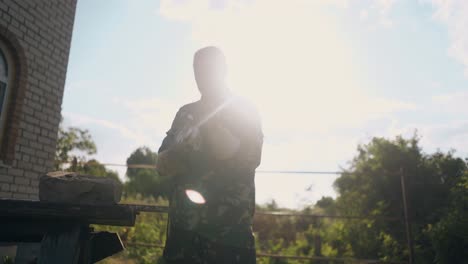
[126,204,404,221]
[95,163,344,174]
[106,163,156,169]
[256,170,342,174]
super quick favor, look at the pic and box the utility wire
[93,163,344,174]
[121,241,407,263]
[126,204,404,221]
[62,161,343,174]
[256,170,342,174]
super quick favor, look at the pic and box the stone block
[39,171,122,205]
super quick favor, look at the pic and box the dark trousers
[162,230,256,264]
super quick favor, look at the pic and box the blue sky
[63,0,468,209]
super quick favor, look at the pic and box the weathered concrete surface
[39,172,122,205]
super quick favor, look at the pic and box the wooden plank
[0,199,136,226]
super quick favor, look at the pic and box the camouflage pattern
[158,94,263,264]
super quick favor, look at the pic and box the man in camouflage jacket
[157,46,263,264]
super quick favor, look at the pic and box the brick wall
[0,0,77,199]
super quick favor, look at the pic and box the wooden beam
[0,199,136,226]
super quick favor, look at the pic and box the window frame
[0,40,14,149]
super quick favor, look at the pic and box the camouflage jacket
[158,95,263,261]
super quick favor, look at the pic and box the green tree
[55,119,119,182]
[424,172,468,264]
[333,135,467,263]
[55,119,97,170]
[315,196,334,211]
[95,196,169,264]
[74,159,121,183]
[125,147,170,198]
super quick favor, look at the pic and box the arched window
[0,41,13,146]
[0,29,25,164]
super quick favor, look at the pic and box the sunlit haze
[64,0,468,208]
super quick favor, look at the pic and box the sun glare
[210,3,364,138]
[185,189,206,204]
[175,0,370,171]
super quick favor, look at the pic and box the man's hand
[156,150,171,177]
[156,140,193,177]
[157,124,201,177]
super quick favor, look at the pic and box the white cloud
[62,112,154,181]
[110,95,200,144]
[375,0,397,27]
[397,120,468,157]
[381,90,468,156]
[426,90,468,153]
[431,90,468,114]
[356,0,398,29]
[112,97,180,134]
[255,172,339,209]
[63,111,151,145]
[422,0,468,77]
[360,9,369,20]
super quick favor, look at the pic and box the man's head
[193,46,228,99]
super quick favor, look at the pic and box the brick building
[0,0,78,199]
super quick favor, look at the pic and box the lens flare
[185,189,206,204]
